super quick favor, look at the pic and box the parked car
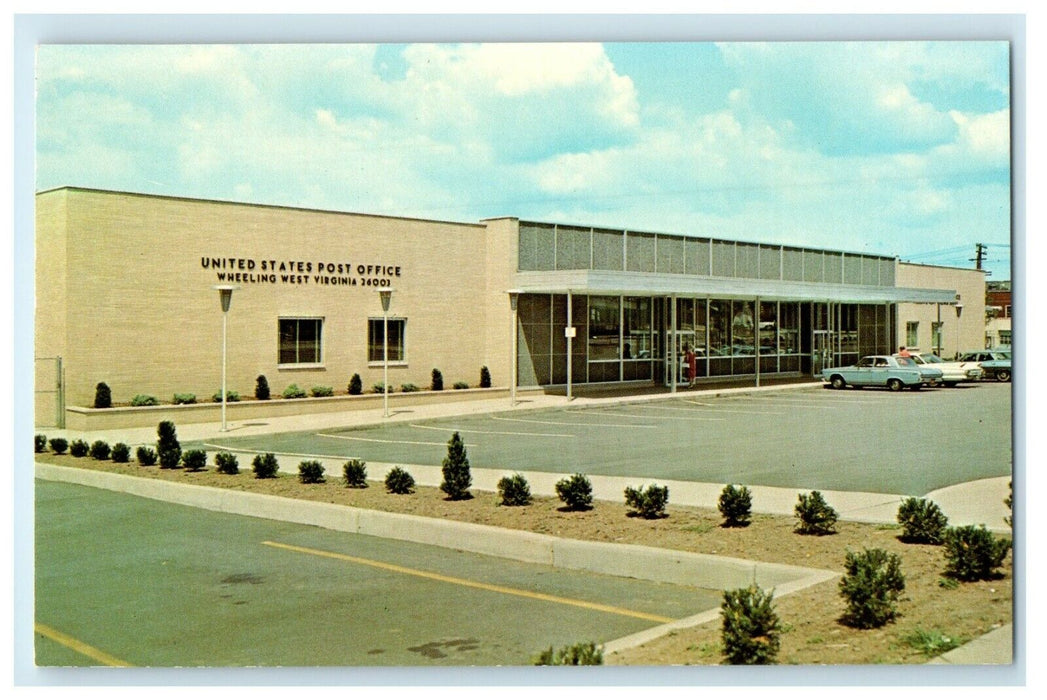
[957,350,1012,382]
[901,351,984,387]
[822,355,930,391]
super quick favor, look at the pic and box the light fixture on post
[213,285,238,432]
[379,288,394,418]
[507,290,521,407]
[955,303,964,359]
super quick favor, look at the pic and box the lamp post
[213,285,238,432]
[954,303,964,360]
[508,290,521,407]
[379,288,394,418]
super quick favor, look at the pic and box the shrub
[498,473,533,506]
[838,548,906,629]
[212,390,240,403]
[794,490,838,535]
[431,368,444,391]
[720,585,783,665]
[372,383,392,394]
[182,449,208,472]
[310,385,333,397]
[255,375,271,400]
[94,382,112,408]
[532,641,603,666]
[215,452,239,475]
[48,437,68,455]
[89,440,111,461]
[343,458,368,488]
[348,373,363,396]
[556,473,593,511]
[942,525,1012,581]
[157,420,181,469]
[35,434,47,453]
[896,497,949,545]
[453,381,469,390]
[136,446,158,466]
[1004,481,1012,528]
[385,467,415,494]
[282,384,307,399]
[718,484,753,528]
[400,383,419,393]
[440,431,472,500]
[131,394,159,407]
[480,365,492,388]
[172,393,197,405]
[298,460,326,484]
[252,453,279,479]
[69,439,89,457]
[624,484,669,519]
[111,443,131,463]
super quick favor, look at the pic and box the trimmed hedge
[48,437,69,455]
[89,440,111,461]
[252,453,279,479]
[215,452,239,475]
[70,439,89,457]
[136,446,158,466]
[298,460,326,484]
[343,459,368,488]
[111,443,131,463]
[385,467,415,494]
[182,449,208,472]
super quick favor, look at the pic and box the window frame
[367,316,408,366]
[277,317,325,368]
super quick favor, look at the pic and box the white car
[903,352,984,387]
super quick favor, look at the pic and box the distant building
[986,280,1012,349]
[895,263,988,359]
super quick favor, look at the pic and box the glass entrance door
[812,330,832,375]
[664,330,697,386]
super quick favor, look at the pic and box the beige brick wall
[40,189,495,407]
[896,263,987,358]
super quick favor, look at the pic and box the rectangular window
[587,296,620,361]
[279,318,323,365]
[906,321,919,348]
[368,318,406,363]
[999,330,1012,345]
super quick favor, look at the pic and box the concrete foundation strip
[36,462,839,655]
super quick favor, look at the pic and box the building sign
[201,257,401,287]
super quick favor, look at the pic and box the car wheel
[830,375,846,390]
[997,369,1011,382]
[887,378,903,392]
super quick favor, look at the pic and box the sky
[34,40,1013,279]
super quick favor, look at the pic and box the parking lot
[197,382,1012,497]
[35,480,723,667]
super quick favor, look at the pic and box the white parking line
[316,433,478,447]
[490,415,659,429]
[408,423,575,438]
[678,399,785,415]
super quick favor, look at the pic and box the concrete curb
[925,623,1013,665]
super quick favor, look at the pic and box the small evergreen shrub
[794,490,838,535]
[480,366,492,388]
[1004,481,1012,528]
[298,460,326,484]
[343,458,368,488]
[157,420,181,469]
[497,473,532,506]
[35,434,47,453]
[348,374,363,396]
[896,497,949,545]
[136,446,158,466]
[89,440,111,461]
[69,439,89,457]
[282,384,307,399]
[453,381,469,390]
[131,394,159,407]
[182,449,208,472]
[532,641,603,666]
[255,375,271,400]
[94,382,112,409]
[838,548,906,629]
[212,390,240,403]
[942,525,1012,581]
[624,484,669,519]
[111,443,131,463]
[385,467,415,494]
[215,452,239,475]
[172,393,197,405]
[400,383,419,393]
[431,368,444,391]
[252,453,280,479]
[556,473,593,511]
[48,437,68,455]
[440,431,472,500]
[310,385,334,397]
[720,585,783,665]
[718,484,753,528]
[372,383,392,394]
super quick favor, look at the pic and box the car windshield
[921,354,944,363]
[998,352,1011,360]
[895,357,917,367]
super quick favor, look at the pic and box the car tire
[887,378,903,392]
[944,381,957,388]
[830,375,846,390]
[996,369,1011,382]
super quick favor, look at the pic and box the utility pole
[971,243,987,270]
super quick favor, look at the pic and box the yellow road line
[262,540,674,624]
[35,622,133,667]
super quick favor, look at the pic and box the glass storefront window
[623,297,652,360]
[759,302,777,355]
[731,301,756,355]
[588,296,620,361]
[779,303,800,354]
[709,300,730,357]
